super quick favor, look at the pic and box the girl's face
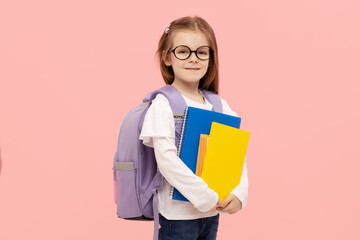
[164,30,210,86]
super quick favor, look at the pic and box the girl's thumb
[221,196,231,207]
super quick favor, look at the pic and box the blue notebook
[170,106,241,202]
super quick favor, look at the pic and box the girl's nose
[188,52,198,62]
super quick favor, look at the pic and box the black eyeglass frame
[169,45,213,60]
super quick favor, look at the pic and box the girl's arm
[231,158,248,208]
[153,136,219,212]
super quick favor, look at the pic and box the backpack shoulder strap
[199,88,223,113]
[143,85,187,114]
[143,85,223,113]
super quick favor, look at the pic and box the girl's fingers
[217,201,234,213]
[221,194,235,207]
[222,204,232,212]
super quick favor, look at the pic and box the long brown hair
[155,16,220,94]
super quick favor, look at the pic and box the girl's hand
[209,198,221,212]
[216,193,242,214]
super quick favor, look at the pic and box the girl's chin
[182,76,204,82]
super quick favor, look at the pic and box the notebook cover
[201,122,250,202]
[170,106,241,202]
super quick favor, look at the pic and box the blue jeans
[159,213,220,240]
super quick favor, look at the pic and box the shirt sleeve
[220,98,249,209]
[139,94,219,212]
[139,94,175,147]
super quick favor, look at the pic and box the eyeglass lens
[174,46,210,60]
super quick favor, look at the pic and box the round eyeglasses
[169,45,212,60]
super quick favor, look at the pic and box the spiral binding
[169,107,190,199]
[177,107,190,159]
[169,186,175,199]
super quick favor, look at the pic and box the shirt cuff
[194,189,219,212]
[231,187,247,209]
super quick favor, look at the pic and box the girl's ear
[163,50,171,66]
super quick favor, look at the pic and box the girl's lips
[186,68,200,70]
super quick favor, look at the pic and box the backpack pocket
[114,161,142,218]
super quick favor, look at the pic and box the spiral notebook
[169,106,241,202]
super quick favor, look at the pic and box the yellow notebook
[200,122,250,202]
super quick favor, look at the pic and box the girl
[139,16,248,240]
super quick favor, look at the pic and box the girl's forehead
[171,30,209,48]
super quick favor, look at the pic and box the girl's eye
[199,51,209,55]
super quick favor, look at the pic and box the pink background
[1,0,359,239]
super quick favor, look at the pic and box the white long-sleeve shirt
[139,92,248,220]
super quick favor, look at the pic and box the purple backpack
[113,85,223,239]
